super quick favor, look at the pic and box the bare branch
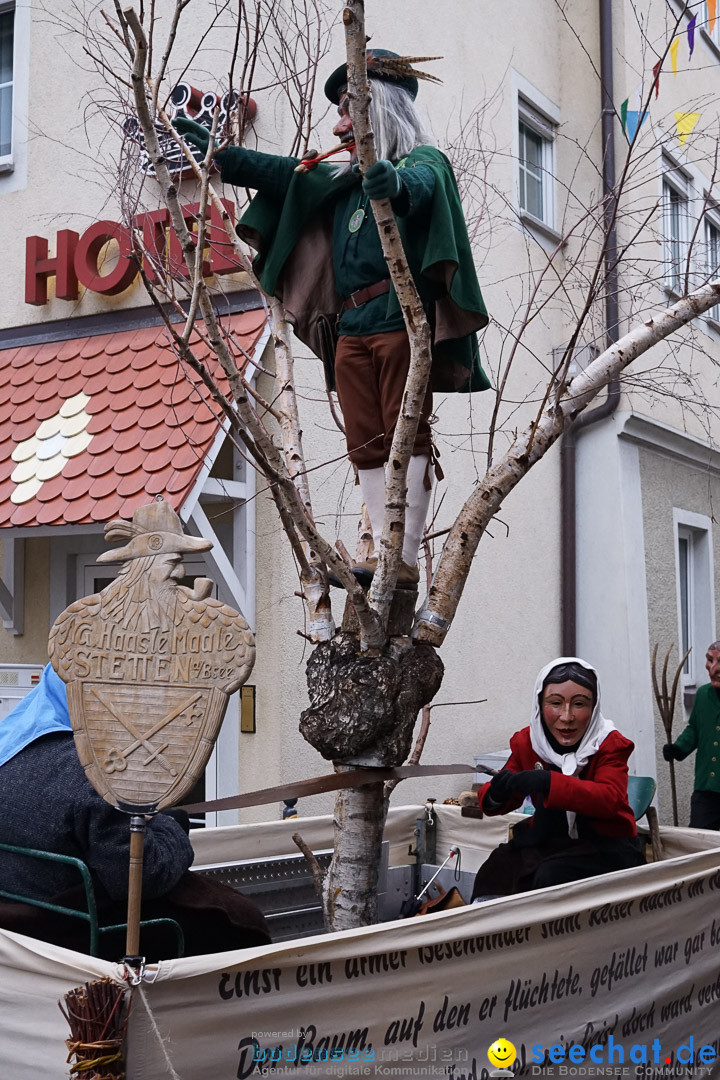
[343,0,434,627]
[292,832,328,909]
[415,280,720,646]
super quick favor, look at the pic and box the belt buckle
[350,292,360,309]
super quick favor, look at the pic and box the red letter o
[75,220,138,295]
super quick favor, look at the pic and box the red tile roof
[0,308,267,528]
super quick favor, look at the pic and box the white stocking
[357,465,386,554]
[402,454,433,567]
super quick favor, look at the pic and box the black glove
[486,770,517,805]
[172,117,227,163]
[663,743,683,762]
[162,807,191,834]
[486,768,550,806]
[362,159,402,200]
[509,769,552,797]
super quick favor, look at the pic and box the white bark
[414,281,720,646]
[343,2,434,630]
[124,9,355,640]
[271,295,335,641]
[322,771,387,930]
[316,1,438,932]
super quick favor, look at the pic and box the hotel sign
[25,198,241,305]
[25,82,256,305]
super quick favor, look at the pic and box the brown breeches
[334,331,433,469]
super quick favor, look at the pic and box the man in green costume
[663,641,720,829]
[175,50,491,587]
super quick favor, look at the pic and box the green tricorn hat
[324,49,442,105]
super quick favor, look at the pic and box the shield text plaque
[48,500,255,811]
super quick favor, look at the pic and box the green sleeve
[393,163,436,218]
[674,709,699,758]
[220,146,300,200]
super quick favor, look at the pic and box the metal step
[194,843,415,941]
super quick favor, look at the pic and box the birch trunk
[414,281,720,646]
[271,295,335,642]
[343,1,434,629]
[304,637,443,928]
[314,1,441,928]
[323,773,387,930]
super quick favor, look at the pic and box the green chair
[0,841,184,958]
[626,775,664,861]
[626,774,656,819]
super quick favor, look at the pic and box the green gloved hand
[172,117,226,161]
[362,159,402,200]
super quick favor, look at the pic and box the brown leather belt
[180,762,478,815]
[340,279,391,313]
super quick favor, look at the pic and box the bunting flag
[620,86,649,145]
[709,0,717,34]
[670,37,680,75]
[688,13,697,57]
[675,111,700,146]
[626,110,648,143]
[652,59,662,98]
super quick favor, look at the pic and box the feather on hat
[324,49,442,104]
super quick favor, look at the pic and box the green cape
[238,146,491,393]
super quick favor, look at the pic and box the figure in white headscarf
[471,658,644,900]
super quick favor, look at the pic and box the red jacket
[478,727,637,838]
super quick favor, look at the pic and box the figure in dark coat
[0,666,270,959]
[663,641,720,830]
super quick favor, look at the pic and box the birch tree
[73,0,720,929]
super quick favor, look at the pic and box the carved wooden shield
[48,501,255,811]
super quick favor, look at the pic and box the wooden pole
[125,815,146,958]
[668,760,679,828]
[651,643,690,828]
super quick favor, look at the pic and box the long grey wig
[333,79,434,176]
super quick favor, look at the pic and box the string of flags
[620,6,708,148]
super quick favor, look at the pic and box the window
[677,531,692,672]
[519,122,544,219]
[705,216,720,321]
[674,511,716,689]
[0,3,13,163]
[518,99,555,227]
[662,174,688,293]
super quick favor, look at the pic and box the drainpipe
[560,0,621,655]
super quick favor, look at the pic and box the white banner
[1,806,720,1080]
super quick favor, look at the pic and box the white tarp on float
[2,805,720,1079]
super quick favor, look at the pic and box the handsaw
[180,762,495,814]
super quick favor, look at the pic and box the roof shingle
[0,308,266,527]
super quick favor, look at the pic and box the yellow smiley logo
[488,1039,517,1069]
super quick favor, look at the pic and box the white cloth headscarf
[529,656,616,838]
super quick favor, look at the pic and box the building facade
[0,0,718,826]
